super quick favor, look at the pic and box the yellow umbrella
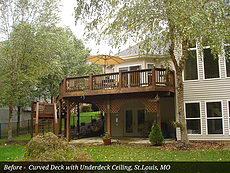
[86,55,124,73]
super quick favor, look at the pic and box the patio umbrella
[86,55,124,73]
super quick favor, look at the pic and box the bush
[148,120,164,146]
[81,105,91,112]
[23,132,92,161]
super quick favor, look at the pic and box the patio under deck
[68,137,176,145]
[56,68,175,141]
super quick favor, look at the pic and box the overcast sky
[59,0,124,55]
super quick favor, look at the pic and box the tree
[75,0,230,144]
[33,27,102,103]
[149,120,164,146]
[0,0,61,141]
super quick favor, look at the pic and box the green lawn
[0,145,24,161]
[0,134,31,144]
[62,111,101,129]
[1,143,229,161]
[0,134,229,162]
[77,145,230,162]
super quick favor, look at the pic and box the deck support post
[157,99,161,129]
[54,100,58,136]
[63,76,67,93]
[106,96,111,135]
[58,100,62,135]
[66,99,70,141]
[76,102,80,135]
[35,102,39,136]
[31,101,34,139]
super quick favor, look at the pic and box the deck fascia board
[60,85,174,98]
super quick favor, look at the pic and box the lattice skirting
[83,93,158,114]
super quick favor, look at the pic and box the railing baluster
[152,67,156,87]
[89,73,93,91]
[62,68,173,93]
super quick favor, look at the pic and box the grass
[0,139,230,161]
[77,145,230,162]
[1,144,229,162]
[62,111,101,129]
[0,134,31,161]
[0,145,24,161]
[0,134,31,144]
[0,134,229,162]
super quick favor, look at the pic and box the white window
[184,49,198,80]
[185,103,201,134]
[229,101,230,134]
[225,46,230,77]
[147,64,154,69]
[206,102,223,134]
[119,65,141,87]
[203,48,220,79]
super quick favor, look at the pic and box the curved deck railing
[58,68,175,95]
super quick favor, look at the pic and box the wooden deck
[56,68,175,141]
[57,68,175,100]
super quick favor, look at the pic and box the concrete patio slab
[68,137,175,145]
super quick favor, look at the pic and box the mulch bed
[160,141,229,151]
[1,140,229,151]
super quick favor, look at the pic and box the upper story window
[225,46,230,77]
[204,48,219,79]
[147,64,154,69]
[184,49,198,80]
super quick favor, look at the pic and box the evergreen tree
[149,120,164,146]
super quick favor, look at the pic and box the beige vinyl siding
[184,79,230,101]
[182,46,230,141]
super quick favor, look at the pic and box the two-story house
[56,43,230,142]
[112,43,230,141]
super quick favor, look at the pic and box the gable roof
[115,41,169,57]
[115,45,139,56]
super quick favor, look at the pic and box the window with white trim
[206,102,223,134]
[204,49,219,79]
[184,50,198,80]
[147,64,154,69]
[225,46,230,77]
[229,101,230,134]
[185,103,201,134]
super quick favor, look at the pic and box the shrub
[23,132,92,161]
[148,120,164,146]
[81,105,91,112]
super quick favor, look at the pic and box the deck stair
[31,101,58,137]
